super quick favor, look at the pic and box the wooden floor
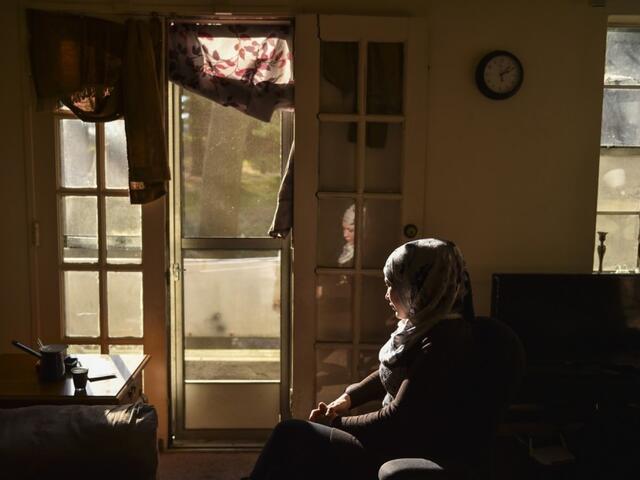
[158,451,259,480]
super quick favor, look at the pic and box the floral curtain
[168,23,294,122]
[27,10,169,204]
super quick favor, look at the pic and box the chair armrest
[378,458,447,480]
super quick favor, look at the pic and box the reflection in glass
[319,122,357,192]
[183,250,280,381]
[593,214,639,272]
[605,28,640,86]
[107,272,143,338]
[105,120,129,189]
[361,199,402,269]
[61,196,98,263]
[59,119,96,188]
[367,43,403,114]
[361,275,397,343]
[601,90,640,146]
[317,199,356,268]
[109,344,144,355]
[320,42,358,113]
[597,148,640,212]
[316,274,352,341]
[365,123,403,193]
[106,197,142,264]
[64,271,100,337]
[316,347,351,404]
[180,90,281,238]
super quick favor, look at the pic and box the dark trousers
[249,419,379,480]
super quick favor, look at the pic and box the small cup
[71,367,88,390]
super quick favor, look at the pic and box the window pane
[601,90,640,146]
[316,274,352,341]
[61,196,98,263]
[317,198,356,268]
[180,91,281,238]
[183,250,280,381]
[320,42,358,114]
[597,148,640,211]
[109,344,143,355]
[367,43,403,114]
[594,215,639,272]
[105,120,128,189]
[605,28,640,86]
[59,119,96,188]
[64,271,100,337]
[319,122,357,192]
[107,272,143,338]
[360,274,396,343]
[106,197,142,264]
[67,344,101,354]
[316,347,351,405]
[365,123,403,193]
[361,199,402,269]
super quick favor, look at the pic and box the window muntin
[595,27,640,272]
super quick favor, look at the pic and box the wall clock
[475,50,524,100]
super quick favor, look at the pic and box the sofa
[0,402,158,480]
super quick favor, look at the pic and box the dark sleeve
[332,336,464,447]
[344,369,386,408]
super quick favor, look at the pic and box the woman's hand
[325,393,351,417]
[308,402,336,425]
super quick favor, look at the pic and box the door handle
[403,224,418,238]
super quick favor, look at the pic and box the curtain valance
[27,10,169,204]
[168,23,294,122]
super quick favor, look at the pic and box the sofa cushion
[0,402,158,480]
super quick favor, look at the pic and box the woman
[247,239,478,480]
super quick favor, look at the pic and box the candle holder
[597,231,608,273]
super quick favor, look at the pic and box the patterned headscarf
[378,239,469,402]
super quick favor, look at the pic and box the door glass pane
[316,274,352,341]
[365,123,403,193]
[64,271,100,337]
[107,272,143,338]
[367,43,403,114]
[357,348,379,380]
[316,347,351,404]
[105,120,128,189]
[597,148,640,212]
[61,196,98,264]
[180,91,281,238]
[109,344,144,354]
[320,42,358,113]
[106,197,142,264]
[319,122,357,192]
[594,215,639,272]
[602,90,640,146]
[67,344,101,354]
[183,250,280,381]
[361,275,396,343]
[59,119,96,188]
[362,199,402,268]
[317,198,356,268]
[605,28,640,86]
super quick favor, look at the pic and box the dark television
[491,273,640,365]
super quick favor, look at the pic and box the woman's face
[342,222,355,245]
[385,279,408,319]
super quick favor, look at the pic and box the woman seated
[247,238,483,480]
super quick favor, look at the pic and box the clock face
[475,51,523,100]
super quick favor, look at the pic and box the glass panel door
[291,15,427,418]
[171,86,292,445]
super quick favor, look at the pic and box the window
[595,27,640,272]
[54,111,143,354]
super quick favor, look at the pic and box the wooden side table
[0,353,150,407]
